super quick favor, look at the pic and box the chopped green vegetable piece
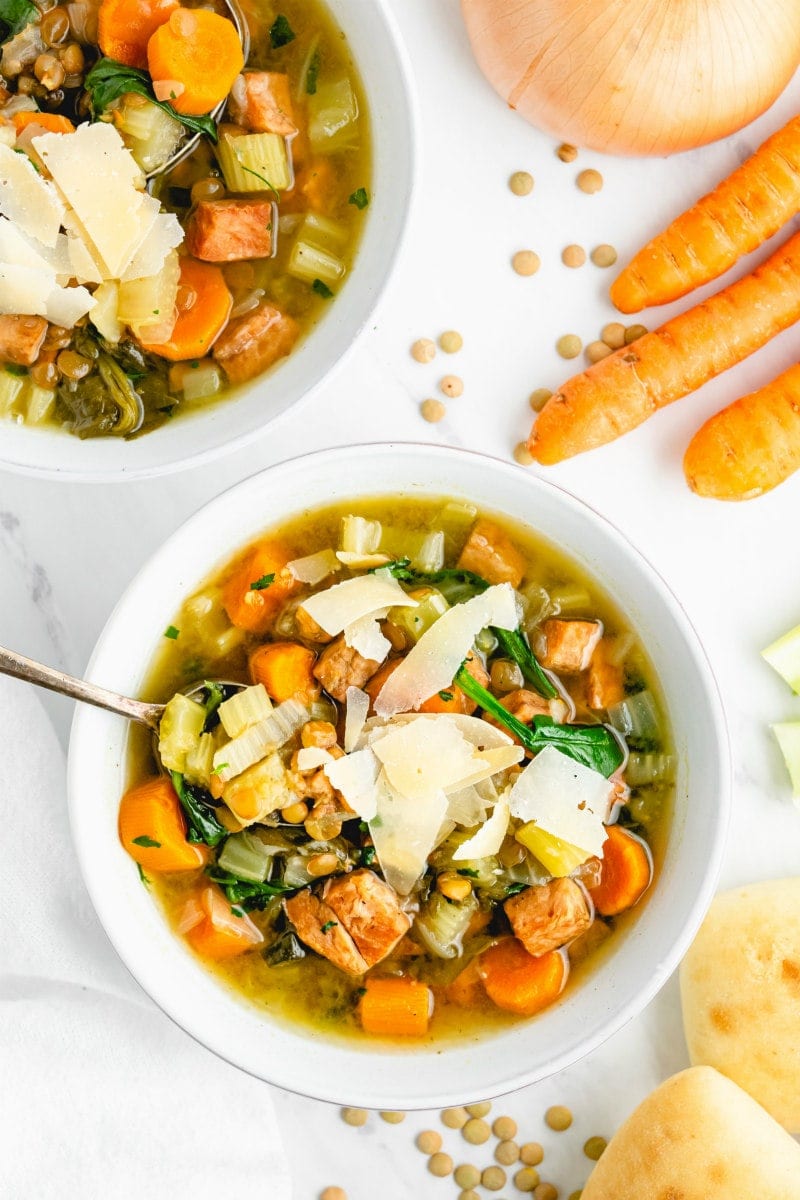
[84,58,217,140]
[438,690,454,702]
[320,920,338,933]
[360,844,376,867]
[207,866,293,911]
[263,931,306,966]
[202,680,226,720]
[136,863,151,886]
[164,625,180,639]
[231,906,245,917]
[269,14,295,47]
[306,47,321,94]
[772,722,800,803]
[763,623,800,694]
[505,882,527,896]
[494,627,558,699]
[312,278,334,298]
[456,867,480,878]
[250,573,275,591]
[5,364,27,377]
[171,771,227,847]
[132,835,161,848]
[0,0,37,40]
[349,187,369,210]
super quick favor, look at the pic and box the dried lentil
[586,340,612,364]
[624,323,648,344]
[590,244,617,268]
[545,1106,573,1132]
[465,1102,492,1118]
[513,442,534,467]
[496,1140,520,1165]
[416,1130,442,1155]
[439,330,463,353]
[583,1136,607,1160]
[601,322,626,349]
[442,1107,469,1130]
[562,244,586,269]
[493,1115,518,1140]
[577,169,603,194]
[341,1107,367,1127]
[421,398,446,423]
[557,143,578,162]
[529,387,552,412]
[459,1192,481,1200]
[379,1110,405,1124]
[483,1166,507,1191]
[428,1152,454,1177]
[514,1166,541,1192]
[462,1117,491,1145]
[411,337,435,363]
[512,250,541,277]
[454,1164,481,1189]
[534,1185,559,1200]
[520,1143,544,1166]
[509,170,534,196]
[556,334,582,359]
[320,1189,347,1200]
[439,375,464,399]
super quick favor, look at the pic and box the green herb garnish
[312,278,334,299]
[438,690,454,702]
[320,920,338,933]
[250,573,275,591]
[132,835,161,848]
[269,14,295,47]
[84,58,217,140]
[348,187,369,210]
[456,867,480,878]
[137,863,151,887]
[164,625,180,640]
[360,845,376,867]
[171,771,227,847]
[505,882,527,896]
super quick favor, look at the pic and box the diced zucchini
[772,722,800,803]
[264,930,306,965]
[217,130,293,193]
[158,693,207,773]
[118,248,180,336]
[0,367,24,416]
[219,683,273,738]
[515,822,591,877]
[308,77,359,153]
[217,831,274,882]
[413,891,477,959]
[287,238,345,286]
[116,95,184,173]
[390,587,448,643]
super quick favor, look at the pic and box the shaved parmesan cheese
[0,264,52,316]
[508,745,610,857]
[372,718,478,801]
[344,686,369,752]
[46,282,94,327]
[336,551,390,569]
[370,769,448,896]
[0,143,65,246]
[122,210,183,282]
[90,281,123,343]
[447,784,490,828]
[451,744,523,790]
[296,746,334,771]
[300,574,416,637]
[374,583,520,718]
[287,548,340,585]
[324,747,380,820]
[0,218,60,277]
[66,224,106,284]
[386,712,516,750]
[453,795,510,860]
[344,614,391,664]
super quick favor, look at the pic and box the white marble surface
[3,0,800,1195]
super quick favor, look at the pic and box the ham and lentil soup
[121,499,673,1043]
[0,0,369,437]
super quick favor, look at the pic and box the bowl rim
[0,0,419,484]
[67,442,732,1106]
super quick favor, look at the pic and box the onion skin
[461,0,800,156]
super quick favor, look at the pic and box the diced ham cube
[284,888,368,975]
[213,302,299,384]
[313,634,380,702]
[323,870,411,969]
[228,71,297,136]
[0,315,47,366]
[457,518,526,587]
[185,198,275,263]
[586,639,625,710]
[536,618,603,673]
[505,878,592,957]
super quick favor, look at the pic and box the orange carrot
[140,257,232,362]
[478,939,566,1017]
[612,116,800,314]
[13,112,74,134]
[529,230,800,465]
[147,7,244,116]
[119,775,209,872]
[683,363,800,501]
[588,825,653,917]
[222,538,298,633]
[249,641,319,704]
[365,658,401,712]
[97,0,179,68]
[419,651,486,715]
[184,884,264,960]
[358,976,433,1037]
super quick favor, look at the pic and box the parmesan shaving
[0,143,65,246]
[296,746,334,771]
[122,210,183,282]
[343,613,391,664]
[508,745,610,857]
[335,551,391,569]
[343,686,369,753]
[287,548,341,585]
[372,718,479,801]
[323,747,380,820]
[299,574,417,637]
[370,769,448,896]
[45,282,94,327]
[452,795,511,860]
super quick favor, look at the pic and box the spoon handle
[0,645,163,730]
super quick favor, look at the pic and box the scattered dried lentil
[496,1140,520,1166]
[545,1106,573,1132]
[459,1192,481,1200]
[379,1111,405,1124]
[416,1130,442,1155]
[421,398,446,423]
[513,442,534,467]
[462,1117,491,1145]
[534,1185,559,1200]
[556,334,582,359]
[520,1143,544,1166]
[583,1136,607,1160]
[577,169,603,194]
[512,250,541,277]
[514,1166,541,1192]
[439,374,464,399]
[557,143,578,163]
[341,1107,367,1127]
[586,340,613,364]
[601,322,626,350]
[428,1152,454,1177]
[320,1188,347,1200]
[509,170,534,196]
[442,1107,469,1130]
[483,1166,507,1191]
[562,244,586,269]
[624,323,648,344]
[529,387,553,412]
[454,1164,482,1189]
[493,1116,518,1140]
[466,1102,492,1118]
[411,337,435,363]
[439,330,463,353]
[590,244,617,268]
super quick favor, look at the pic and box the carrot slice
[249,641,319,704]
[98,0,179,68]
[419,651,485,715]
[147,7,244,116]
[119,775,209,872]
[588,825,654,917]
[222,538,298,633]
[13,112,75,134]
[358,977,433,1037]
[185,884,263,960]
[479,940,566,1016]
[140,257,232,363]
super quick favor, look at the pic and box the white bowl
[0,2,416,482]
[68,444,730,1107]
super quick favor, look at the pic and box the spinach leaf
[207,867,294,911]
[269,14,295,47]
[493,627,557,699]
[0,0,37,41]
[305,47,320,94]
[84,58,217,141]
[170,771,227,847]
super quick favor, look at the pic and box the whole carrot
[529,231,800,465]
[612,115,800,314]
[684,363,800,501]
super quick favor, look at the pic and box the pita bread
[582,1066,800,1200]
[680,877,800,1132]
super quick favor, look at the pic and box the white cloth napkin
[0,676,292,1200]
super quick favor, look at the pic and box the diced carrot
[445,957,486,1008]
[358,976,433,1037]
[222,538,298,634]
[249,641,319,704]
[365,658,401,712]
[147,7,244,116]
[588,825,654,917]
[119,775,209,872]
[185,884,263,960]
[140,257,232,363]
[478,939,567,1017]
[97,0,179,68]
[419,650,487,715]
[13,112,75,134]
[290,158,337,212]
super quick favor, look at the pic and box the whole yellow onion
[461,0,800,155]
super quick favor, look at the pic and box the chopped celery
[308,77,359,153]
[217,130,292,193]
[282,854,315,888]
[389,587,448,643]
[763,624,800,694]
[181,363,222,404]
[214,698,309,782]
[118,248,180,336]
[607,690,660,746]
[116,96,183,172]
[521,583,552,627]
[183,588,245,660]
[340,514,381,555]
[158,693,206,772]
[772,722,800,803]
[301,211,348,251]
[411,531,445,573]
[20,382,55,424]
[287,238,345,286]
[625,752,675,789]
[0,368,24,416]
[218,683,273,738]
[549,584,592,615]
[222,752,294,824]
[516,822,591,877]
[184,731,220,787]
[217,831,273,882]
[413,891,478,959]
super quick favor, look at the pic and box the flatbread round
[680,876,800,1132]
[582,1066,800,1200]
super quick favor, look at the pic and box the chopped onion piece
[176,896,205,934]
[508,745,610,857]
[453,795,510,860]
[287,548,341,584]
[299,573,416,636]
[344,685,370,752]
